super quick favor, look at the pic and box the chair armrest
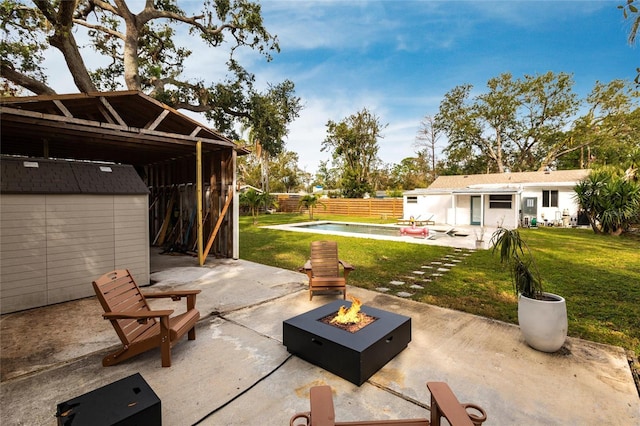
[103,310,174,319]
[310,386,336,426]
[338,260,355,271]
[289,411,311,426]
[144,289,200,311]
[143,289,201,299]
[103,310,174,324]
[426,382,474,426]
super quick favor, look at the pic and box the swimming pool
[294,222,402,237]
[261,220,481,249]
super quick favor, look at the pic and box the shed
[1,157,150,313]
[1,91,248,313]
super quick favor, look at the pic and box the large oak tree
[1,0,301,144]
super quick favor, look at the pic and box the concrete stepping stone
[431,273,444,277]
[421,265,434,269]
[412,270,425,275]
[450,259,462,263]
[396,292,413,297]
[444,263,456,267]
[431,261,443,265]
[376,287,390,292]
[410,284,424,290]
[436,267,450,272]
[389,280,405,286]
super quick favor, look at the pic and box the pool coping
[262,220,488,249]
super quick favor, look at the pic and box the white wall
[521,186,580,225]
[404,194,451,224]
[0,194,149,313]
[404,184,581,229]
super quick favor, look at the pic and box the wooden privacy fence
[277,196,403,218]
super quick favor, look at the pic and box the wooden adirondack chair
[92,269,201,367]
[300,241,354,301]
[289,382,487,426]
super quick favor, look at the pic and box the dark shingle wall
[1,157,149,195]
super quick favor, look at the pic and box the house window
[489,194,512,209]
[542,190,558,207]
[407,196,418,204]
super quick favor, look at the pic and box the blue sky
[242,1,637,174]
[44,1,637,175]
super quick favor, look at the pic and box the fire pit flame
[331,296,364,325]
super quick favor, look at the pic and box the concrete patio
[1,249,638,425]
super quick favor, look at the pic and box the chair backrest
[310,241,340,278]
[92,269,156,346]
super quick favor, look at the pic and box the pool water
[296,222,402,237]
[265,221,476,248]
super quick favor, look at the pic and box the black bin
[56,373,161,426]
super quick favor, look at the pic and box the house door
[522,197,537,226]
[470,196,482,225]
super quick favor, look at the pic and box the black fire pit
[283,300,411,386]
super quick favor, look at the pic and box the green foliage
[238,149,308,193]
[435,72,579,174]
[574,168,640,235]
[385,188,404,198]
[0,0,52,95]
[322,108,386,198]
[239,189,276,224]
[559,80,640,169]
[384,155,430,190]
[297,194,326,220]
[490,227,543,299]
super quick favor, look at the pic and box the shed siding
[114,195,149,280]
[0,195,47,312]
[0,194,149,313]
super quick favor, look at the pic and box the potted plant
[490,227,567,352]
[474,227,485,249]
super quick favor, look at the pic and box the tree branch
[0,63,57,95]
[90,0,121,16]
[33,0,96,93]
[73,19,125,40]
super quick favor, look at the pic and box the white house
[403,169,591,229]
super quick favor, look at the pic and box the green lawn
[238,213,640,356]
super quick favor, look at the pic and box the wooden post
[196,141,204,266]
[201,186,233,264]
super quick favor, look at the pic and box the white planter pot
[518,292,567,352]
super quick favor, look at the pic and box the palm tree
[574,169,640,235]
[298,194,326,220]
[240,189,276,224]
